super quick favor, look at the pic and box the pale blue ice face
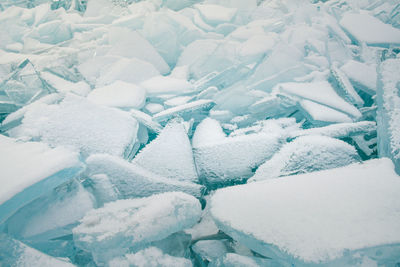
[0,0,400,266]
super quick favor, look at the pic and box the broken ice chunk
[0,59,55,106]
[28,20,72,45]
[341,60,377,95]
[41,72,90,97]
[0,233,75,267]
[192,240,230,264]
[87,81,146,110]
[73,192,201,265]
[276,81,361,119]
[210,253,281,267]
[0,135,82,224]
[109,247,192,267]
[377,58,400,174]
[140,75,194,96]
[130,109,163,133]
[330,63,364,107]
[153,99,215,123]
[340,13,400,47]
[298,99,353,126]
[192,118,284,187]
[250,135,360,182]
[195,4,237,26]
[86,154,204,199]
[8,94,139,158]
[132,118,198,183]
[211,158,400,265]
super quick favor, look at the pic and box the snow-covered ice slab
[276,81,361,119]
[8,94,139,158]
[132,118,198,183]
[193,118,284,186]
[73,192,201,265]
[340,13,400,47]
[86,154,204,199]
[87,81,146,110]
[250,135,360,182]
[377,58,400,174]
[109,247,192,267]
[340,60,377,95]
[210,253,281,267]
[0,135,82,224]
[211,158,400,265]
[0,233,75,267]
[194,4,237,26]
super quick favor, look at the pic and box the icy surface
[340,60,377,95]
[211,158,400,264]
[133,119,198,183]
[73,192,201,264]
[8,94,139,157]
[250,135,360,181]
[0,233,75,267]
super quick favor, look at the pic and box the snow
[211,158,400,263]
[0,135,82,222]
[132,118,198,183]
[8,94,139,157]
[109,247,192,267]
[140,75,194,96]
[87,80,146,109]
[340,13,400,47]
[192,117,226,148]
[341,60,377,94]
[250,135,360,182]
[73,192,201,264]
[299,99,353,125]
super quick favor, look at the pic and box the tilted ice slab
[0,135,82,224]
[8,94,139,158]
[86,154,203,199]
[276,81,361,119]
[377,58,400,174]
[340,60,377,95]
[210,253,281,267]
[132,118,198,183]
[109,247,192,267]
[73,192,201,265]
[87,80,146,110]
[0,233,75,267]
[340,13,400,47]
[211,158,400,264]
[250,135,360,182]
[193,118,284,186]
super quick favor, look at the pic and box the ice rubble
[0,0,400,266]
[211,158,400,265]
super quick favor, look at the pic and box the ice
[140,75,194,96]
[211,158,400,264]
[330,63,364,107]
[8,94,139,158]
[192,240,229,264]
[298,99,353,126]
[109,247,192,267]
[250,135,360,182]
[28,20,72,45]
[0,135,82,224]
[130,109,163,133]
[192,118,284,186]
[73,192,201,264]
[87,80,146,110]
[340,60,377,95]
[41,72,90,96]
[85,154,204,199]
[194,4,237,26]
[377,58,400,174]
[276,81,362,119]
[132,118,198,183]
[153,99,215,123]
[339,13,400,47]
[0,59,55,106]
[0,233,75,267]
[210,253,280,267]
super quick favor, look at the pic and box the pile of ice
[0,0,400,266]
